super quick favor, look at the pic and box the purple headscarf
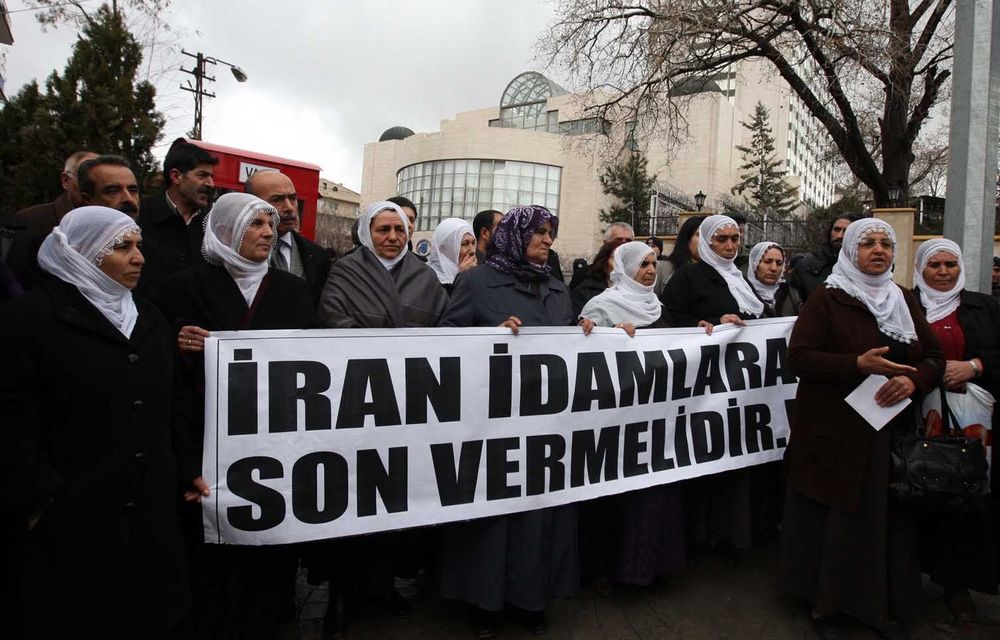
[485,205,559,282]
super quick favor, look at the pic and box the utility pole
[179,51,247,141]
[179,51,214,140]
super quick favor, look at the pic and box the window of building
[397,159,562,231]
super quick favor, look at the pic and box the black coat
[789,243,836,301]
[0,278,190,636]
[570,274,607,317]
[288,230,334,304]
[442,265,575,327]
[137,190,206,277]
[660,261,760,326]
[154,263,316,482]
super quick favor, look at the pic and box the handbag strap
[938,385,964,437]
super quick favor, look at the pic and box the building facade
[316,178,361,255]
[361,63,836,264]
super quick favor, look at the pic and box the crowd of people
[0,138,998,640]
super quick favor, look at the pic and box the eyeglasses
[858,239,895,250]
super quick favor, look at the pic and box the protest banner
[202,318,798,545]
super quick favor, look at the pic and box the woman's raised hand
[498,316,522,335]
[698,320,714,335]
[579,317,595,336]
[615,322,636,338]
[719,314,745,326]
[856,346,918,376]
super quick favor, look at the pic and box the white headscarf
[825,218,917,343]
[357,201,410,270]
[913,238,965,324]
[427,217,474,284]
[747,241,784,304]
[37,206,141,338]
[202,192,277,306]
[580,241,662,327]
[698,215,764,317]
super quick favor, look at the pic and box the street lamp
[694,190,706,211]
[180,50,248,140]
[887,184,903,207]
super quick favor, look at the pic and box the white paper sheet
[845,374,911,431]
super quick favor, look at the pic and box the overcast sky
[4,0,563,191]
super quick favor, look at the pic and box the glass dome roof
[499,72,567,108]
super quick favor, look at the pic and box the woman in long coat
[660,215,766,555]
[155,193,314,640]
[578,241,686,586]
[0,207,189,638]
[440,205,593,638]
[911,239,1000,620]
[781,218,943,638]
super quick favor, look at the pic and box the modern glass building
[362,66,836,264]
[396,159,561,232]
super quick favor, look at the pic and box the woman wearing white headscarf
[154,192,315,639]
[0,207,191,637]
[747,241,800,316]
[660,215,764,557]
[662,214,765,330]
[781,218,943,638]
[319,200,447,328]
[427,217,477,292]
[580,241,664,331]
[578,242,687,587]
[911,238,1000,619]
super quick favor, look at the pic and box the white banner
[203,318,798,545]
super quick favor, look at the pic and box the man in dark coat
[137,138,218,275]
[14,150,97,237]
[789,213,862,301]
[245,170,333,304]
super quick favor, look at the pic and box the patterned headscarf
[202,192,278,305]
[485,205,559,282]
[825,218,916,343]
[747,241,784,304]
[37,206,141,337]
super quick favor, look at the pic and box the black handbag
[889,387,990,516]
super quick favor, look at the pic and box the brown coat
[14,192,73,237]
[786,285,943,513]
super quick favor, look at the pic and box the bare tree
[543,0,954,207]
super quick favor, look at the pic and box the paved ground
[287,541,1000,639]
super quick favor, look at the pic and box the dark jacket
[789,243,837,301]
[0,278,190,635]
[287,230,334,304]
[137,190,206,277]
[772,281,802,317]
[14,192,73,238]
[786,285,944,513]
[660,261,760,326]
[442,265,575,328]
[570,275,607,318]
[154,263,316,482]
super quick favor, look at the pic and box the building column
[872,207,917,287]
[943,0,1000,292]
